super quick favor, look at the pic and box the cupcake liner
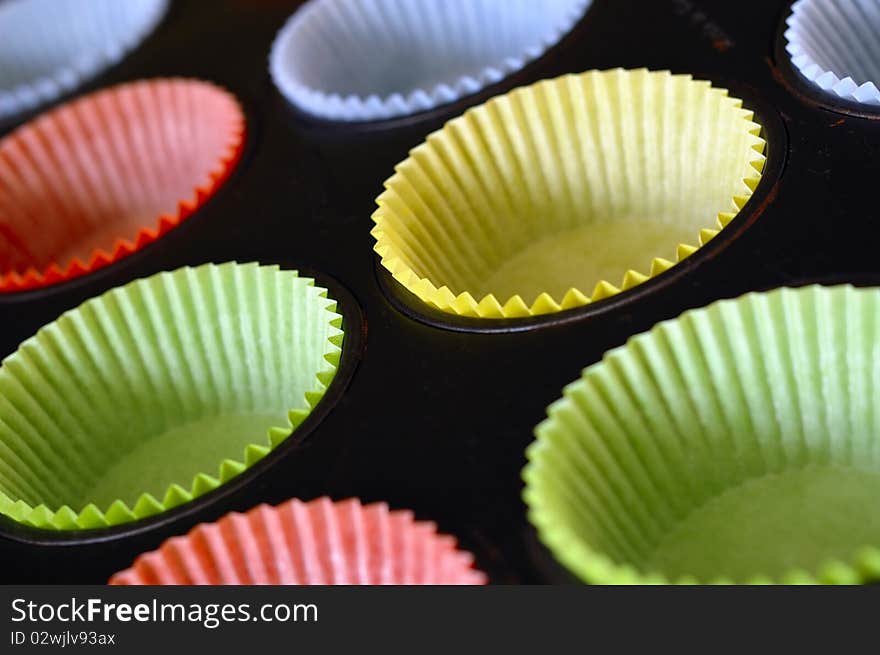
[269,0,592,122]
[372,69,766,319]
[109,497,487,585]
[524,284,880,584]
[0,78,246,293]
[0,0,169,121]
[0,262,344,530]
[784,0,880,106]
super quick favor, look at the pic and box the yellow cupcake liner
[371,68,766,319]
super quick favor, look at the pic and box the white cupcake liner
[784,0,880,106]
[0,0,169,121]
[269,0,592,122]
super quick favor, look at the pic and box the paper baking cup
[524,284,880,584]
[372,69,766,319]
[0,263,344,530]
[0,78,245,293]
[270,0,592,122]
[0,0,168,121]
[785,0,880,106]
[109,497,487,584]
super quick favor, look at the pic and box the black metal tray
[0,0,875,583]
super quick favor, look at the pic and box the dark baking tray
[0,0,876,583]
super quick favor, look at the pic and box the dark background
[0,0,877,583]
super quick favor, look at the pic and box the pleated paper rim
[523,285,880,585]
[0,0,170,121]
[0,78,247,294]
[0,264,344,531]
[109,497,488,585]
[269,0,592,122]
[371,69,767,319]
[784,0,880,106]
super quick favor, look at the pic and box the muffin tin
[0,0,876,583]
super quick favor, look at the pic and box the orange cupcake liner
[0,78,246,293]
[109,497,488,585]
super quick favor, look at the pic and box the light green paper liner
[372,68,766,318]
[0,262,344,530]
[524,285,880,584]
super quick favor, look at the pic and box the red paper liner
[109,497,487,585]
[0,78,245,293]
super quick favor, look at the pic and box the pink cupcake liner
[110,497,487,585]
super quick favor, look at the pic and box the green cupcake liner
[524,285,880,584]
[0,262,343,530]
